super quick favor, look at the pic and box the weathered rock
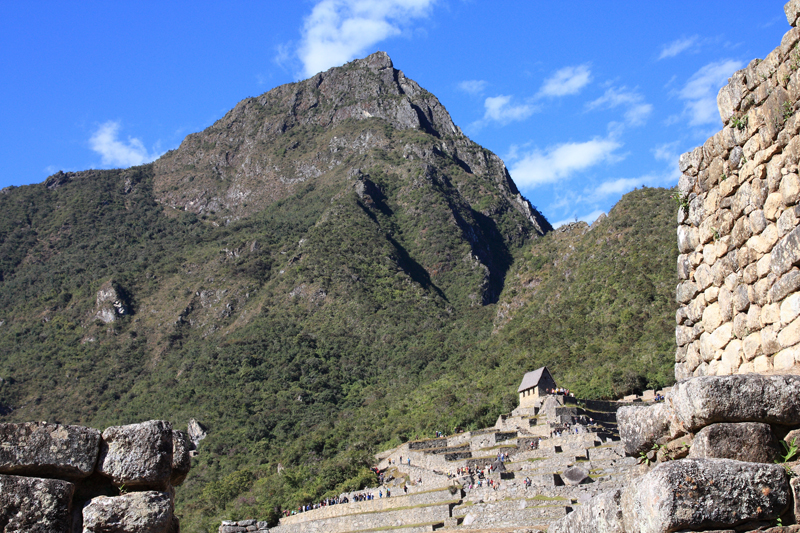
[0,422,100,480]
[187,419,207,449]
[792,475,800,525]
[772,226,800,276]
[0,474,75,533]
[787,0,800,26]
[82,491,174,533]
[549,488,624,533]
[618,403,682,456]
[561,466,589,486]
[670,374,800,431]
[688,422,780,463]
[656,434,693,462]
[171,430,191,486]
[94,280,130,324]
[97,420,173,489]
[621,459,790,533]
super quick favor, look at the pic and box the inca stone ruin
[674,0,800,379]
[0,420,191,532]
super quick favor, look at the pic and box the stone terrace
[223,393,643,533]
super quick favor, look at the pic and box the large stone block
[549,488,624,533]
[772,226,800,276]
[0,422,100,480]
[82,491,174,533]
[671,374,800,431]
[621,459,790,533]
[783,293,800,326]
[787,0,800,27]
[771,269,800,302]
[678,225,699,254]
[676,280,699,304]
[97,420,173,490]
[561,466,589,486]
[171,430,191,487]
[687,422,779,463]
[780,315,800,348]
[0,474,75,533]
[618,403,682,456]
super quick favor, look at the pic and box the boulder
[671,374,800,432]
[97,420,173,490]
[170,430,191,486]
[0,421,100,480]
[618,403,682,456]
[549,488,624,533]
[82,491,174,533]
[561,466,589,486]
[688,422,780,463]
[0,473,75,533]
[621,459,790,533]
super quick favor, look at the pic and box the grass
[528,495,567,502]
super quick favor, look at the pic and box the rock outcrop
[0,420,190,533]
[93,280,130,324]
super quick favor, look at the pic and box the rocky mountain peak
[151,50,547,241]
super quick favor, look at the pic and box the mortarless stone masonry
[675,4,800,379]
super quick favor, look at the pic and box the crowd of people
[284,487,399,517]
[547,387,574,397]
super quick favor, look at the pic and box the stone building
[517,366,556,407]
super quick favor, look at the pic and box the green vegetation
[0,102,677,532]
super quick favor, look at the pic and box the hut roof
[517,367,552,392]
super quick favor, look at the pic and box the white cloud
[509,136,622,188]
[653,141,680,163]
[594,177,645,197]
[458,79,488,95]
[679,59,743,126]
[586,86,652,126]
[482,95,535,124]
[658,36,698,60]
[297,0,434,78]
[538,64,592,97]
[89,121,159,168]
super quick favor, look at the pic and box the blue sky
[0,1,790,227]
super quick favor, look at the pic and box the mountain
[0,52,675,530]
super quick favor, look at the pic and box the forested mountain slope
[0,52,676,531]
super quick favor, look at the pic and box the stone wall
[675,1,800,379]
[552,373,800,533]
[276,487,457,526]
[0,420,191,533]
